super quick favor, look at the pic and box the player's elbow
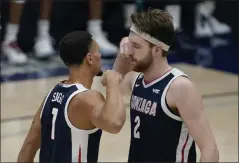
[114,120,126,133]
[200,144,219,161]
[105,110,126,134]
[108,119,125,134]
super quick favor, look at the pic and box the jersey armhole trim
[131,72,142,90]
[161,75,185,121]
[64,89,100,135]
[40,87,54,119]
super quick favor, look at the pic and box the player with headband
[113,8,219,162]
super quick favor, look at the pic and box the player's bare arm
[119,71,139,96]
[113,37,139,96]
[17,102,42,162]
[78,70,126,134]
[113,37,133,77]
[167,77,219,162]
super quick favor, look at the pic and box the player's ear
[86,52,93,65]
[152,45,162,56]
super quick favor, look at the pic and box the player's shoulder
[125,71,140,80]
[169,75,196,95]
[124,71,141,84]
[121,71,141,91]
[74,90,105,106]
[75,90,104,99]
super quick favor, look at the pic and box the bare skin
[9,0,52,24]
[9,1,24,24]
[89,0,102,20]
[40,0,53,20]
[113,36,219,162]
[17,40,126,163]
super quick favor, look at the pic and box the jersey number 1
[134,116,140,139]
[51,108,58,140]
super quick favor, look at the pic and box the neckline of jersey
[142,68,174,88]
[59,81,83,88]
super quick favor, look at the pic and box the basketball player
[113,9,219,162]
[17,31,126,163]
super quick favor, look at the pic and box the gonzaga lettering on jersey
[40,83,102,163]
[128,68,196,162]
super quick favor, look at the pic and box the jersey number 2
[51,108,58,140]
[134,116,140,139]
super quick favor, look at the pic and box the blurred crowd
[0,0,233,66]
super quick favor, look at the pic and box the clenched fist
[101,70,123,86]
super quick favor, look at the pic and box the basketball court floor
[1,63,238,162]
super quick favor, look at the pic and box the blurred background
[0,0,238,80]
[0,0,238,162]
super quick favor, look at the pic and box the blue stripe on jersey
[87,130,102,162]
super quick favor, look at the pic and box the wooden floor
[1,63,238,162]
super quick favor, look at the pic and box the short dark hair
[59,31,93,66]
[131,8,175,57]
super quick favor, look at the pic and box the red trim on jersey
[78,145,81,163]
[143,68,172,84]
[181,134,189,163]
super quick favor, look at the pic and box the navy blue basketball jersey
[128,68,196,162]
[40,82,102,163]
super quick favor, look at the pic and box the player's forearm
[17,145,36,163]
[113,53,132,77]
[103,81,126,133]
[200,146,219,162]
[116,88,126,129]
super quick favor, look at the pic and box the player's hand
[119,37,133,58]
[101,70,123,86]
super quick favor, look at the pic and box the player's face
[89,40,102,75]
[128,33,153,72]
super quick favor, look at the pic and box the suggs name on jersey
[51,92,64,104]
[131,95,157,116]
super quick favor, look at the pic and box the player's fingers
[123,43,129,56]
[101,73,107,86]
[120,37,129,47]
[117,73,123,82]
[120,37,129,55]
[126,42,133,56]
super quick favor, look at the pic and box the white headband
[130,24,170,51]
